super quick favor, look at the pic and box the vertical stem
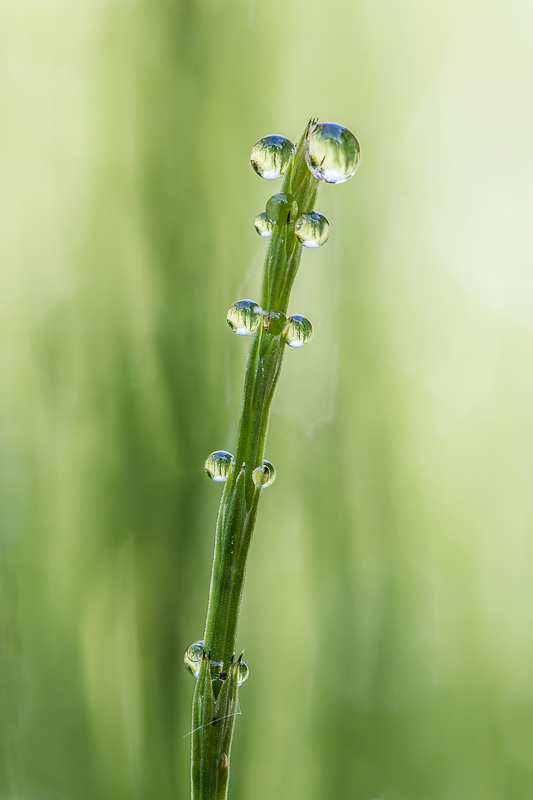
[191,121,319,800]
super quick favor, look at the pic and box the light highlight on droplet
[250,135,294,180]
[306,122,361,184]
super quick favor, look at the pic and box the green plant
[186,119,361,800]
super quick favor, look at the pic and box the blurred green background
[1,0,533,798]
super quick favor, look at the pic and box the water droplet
[250,135,294,180]
[184,640,204,678]
[265,193,299,225]
[263,310,287,336]
[295,211,330,248]
[254,212,273,238]
[205,451,234,482]
[285,315,313,348]
[237,660,249,686]
[252,459,276,488]
[306,122,361,184]
[227,299,263,335]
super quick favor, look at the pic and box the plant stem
[191,120,319,800]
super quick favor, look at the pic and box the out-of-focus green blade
[0,0,532,799]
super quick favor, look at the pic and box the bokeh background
[1,0,533,798]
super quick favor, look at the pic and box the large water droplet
[237,660,249,686]
[250,135,294,180]
[205,451,234,482]
[266,193,299,225]
[295,211,330,248]
[306,122,361,184]
[184,640,205,678]
[227,299,263,335]
[285,315,313,348]
[254,212,273,238]
[263,310,287,336]
[252,459,276,488]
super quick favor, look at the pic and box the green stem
[191,120,319,800]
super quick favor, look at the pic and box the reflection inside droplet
[205,451,234,482]
[295,211,330,248]
[306,122,361,184]
[250,135,294,180]
[285,315,313,348]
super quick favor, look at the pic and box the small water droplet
[184,640,204,678]
[254,211,274,238]
[237,660,249,685]
[252,459,276,488]
[265,193,299,225]
[205,451,234,482]
[227,299,263,335]
[250,135,294,180]
[306,122,361,184]
[295,211,330,248]
[263,310,287,336]
[285,315,313,348]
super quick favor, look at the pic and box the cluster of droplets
[197,124,359,704]
[250,123,360,186]
[226,300,313,348]
[184,640,249,686]
[251,122,359,248]
[205,450,276,488]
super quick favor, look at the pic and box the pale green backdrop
[1,0,532,798]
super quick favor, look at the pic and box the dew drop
[285,315,313,348]
[250,135,294,180]
[295,211,330,248]
[263,310,287,336]
[254,211,273,238]
[306,122,361,184]
[205,451,234,482]
[227,299,263,335]
[265,193,299,225]
[252,459,276,488]
[184,640,205,678]
[237,660,249,686]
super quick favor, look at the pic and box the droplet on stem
[263,310,287,336]
[306,122,361,184]
[205,451,235,482]
[227,299,263,335]
[184,640,205,678]
[254,211,274,238]
[252,459,276,488]
[265,193,299,225]
[250,135,294,180]
[295,211,330,248]
[237,659,249,686]
[285,315,313,348]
